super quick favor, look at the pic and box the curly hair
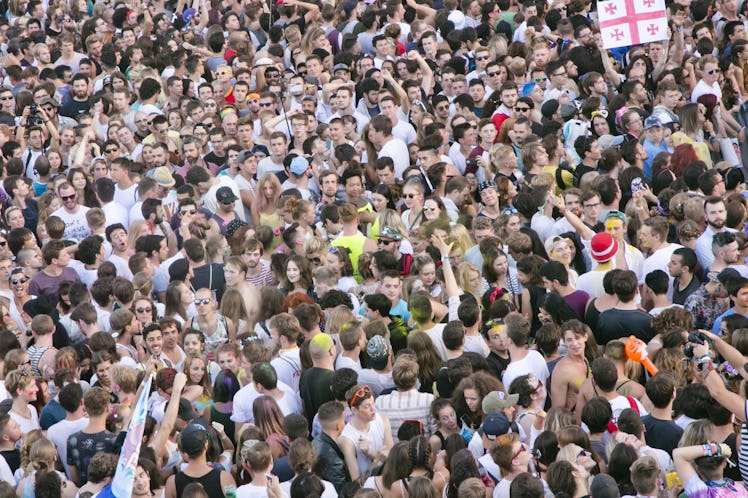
[651,307,694,336]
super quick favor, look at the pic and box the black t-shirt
[641,415,683,456]
[299,367,334,430]
[486,352,510,381]
[67,430,118,484]
[595,308,655,345]
[191,263,227,303]
[0,449,20,474]
[673,275,701,305]
[204,151,226,169]
[60,99,90,119]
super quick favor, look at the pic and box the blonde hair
[19,430,44,475]
[110,364,139,394]
[127,220,147,250]
[457,262,482,301]
[378,209,410,240]
[29,437,58,474]
[449,224,474,252]
[325,305,356,336]
[132,271,154,300]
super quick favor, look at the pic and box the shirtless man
[550,321,591,410]
[575,339,647,423]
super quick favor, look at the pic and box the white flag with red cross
[597,0,669,49]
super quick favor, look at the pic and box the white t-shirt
[101,201,129,228]
[114,183,138,212]
[271,349,302,392]
[424,324,448,361]
[10,405,40,434]
[392,120,417,145]
[52,206,91,242]
[47,417,88,479]
[231,380,299,424]
[502,350,550,391]
[641,244,683,300]
[378,137,410,179]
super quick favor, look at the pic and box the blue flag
[98,373,154,498]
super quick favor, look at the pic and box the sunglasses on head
[349,385,372,407]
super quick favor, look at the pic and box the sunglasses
[0,96,12,100]
[349,385,372,407]
[476,56,490,61]
[377,239,394,245]
[502,207,518,216]
[487,71,501,77]
[707,68,720,75]
[61,194,76,201]
[403,193,419,199]
[105,148,118,153]
[534,76,548,82]
[10,278,27,285]
[512,443,528,461]
[259,102,274,108]
[194,298,212,305]
[181,209,197,215]
[136,307,152,313]
[514,106,530,112]
[436,105,449,111]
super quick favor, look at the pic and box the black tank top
[175,467,225,497]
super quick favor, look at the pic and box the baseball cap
[39,97,60,108]
[560,103,578,121]
[597,134,625,150]
[178,397,199,421]
[378,226,402,241]
[216,186,238,204]
[479,412,511,440]
[236,150,253,164]
[482,391,519,414]
[541,99,560,120]
[644,116,663,130]
[333,63,351,73]
[290,156,310,176]
[179,422,208,456]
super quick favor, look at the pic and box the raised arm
[408,51,434,96]
[549,192,594,240]
[150,372,188,467]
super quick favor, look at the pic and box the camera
[26,104,43,128]
[683,331,708,359]
[466,157,478,168]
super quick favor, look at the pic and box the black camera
[26,104,43,128]
[683,331,708,359]
[466,157,478,168]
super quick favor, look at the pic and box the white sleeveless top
[340,414,387,476]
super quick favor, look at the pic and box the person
[374,356,434,440]
[46,383,87,480]
[313,401,351,492]
[164,421,237,498]
[501,312,549,391]
[595,271,655,345]
[550,321,592,410]
[66,386,117,486]
[299,334,336,431]
[339,384,394,481]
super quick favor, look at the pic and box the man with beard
[60,74,90,118]
[705,232,741,276]
[567,24,605,77]
[53,182,91,241]
[244,238,274,287]
[106,223,133,280]
[695,196,736,269]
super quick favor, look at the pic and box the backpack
[606,396,639,434]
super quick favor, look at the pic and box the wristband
[440,256,449,263]
[700,362,715,379]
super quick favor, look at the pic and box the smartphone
[265,474,274,481]
[631,177,644,193]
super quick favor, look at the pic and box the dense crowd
[1,0,748,497]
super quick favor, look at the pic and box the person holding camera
[17,104,59,181]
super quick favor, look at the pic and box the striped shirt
[375,389,435,441]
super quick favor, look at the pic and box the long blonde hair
[378,209,410,240]
[256,173,282,214]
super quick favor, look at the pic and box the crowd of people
[0,0,748,496]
